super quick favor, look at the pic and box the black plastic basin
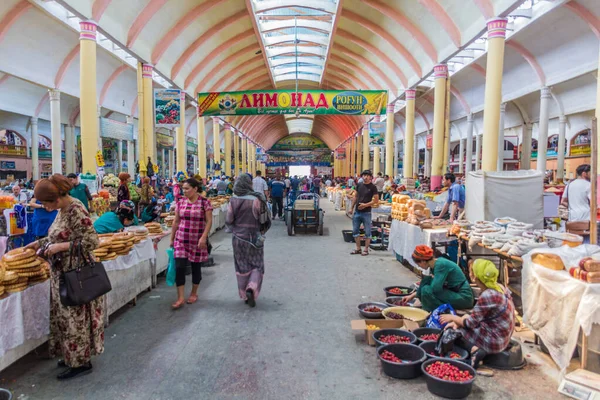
[377,343,426,379]
[422,358,476,399]
[413,327,442,343]
[383,286,414,297]
[419,341,469,361]
[372,329,417,348]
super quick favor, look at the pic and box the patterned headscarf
[412,245,434,261]
[119,200,135,211]
[233,174,271,233]
[473,259,503,293]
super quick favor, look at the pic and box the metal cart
[285,192,324,236]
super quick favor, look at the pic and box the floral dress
[39,199,103,368]
[173,197,212,263]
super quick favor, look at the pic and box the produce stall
[389,220,454,271]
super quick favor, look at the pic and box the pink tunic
[173,197,212,263]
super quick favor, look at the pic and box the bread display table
[150,231,171,287]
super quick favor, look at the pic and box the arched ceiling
[0,0,558,151]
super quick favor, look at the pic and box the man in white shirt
[12,185,27,204]
[211,176,222,190]
[325,178,332,187]
[561,164,591,243]
[374,172,385,197]
[347,177,355,187]
[253,170,269,199]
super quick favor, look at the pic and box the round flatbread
[3,248,36,263]
[98,240,113,248]
[5,259,41,270]
[3,271,18,283]
[6,284,28,293]
[17,268,45,278]
[5,255,37,267]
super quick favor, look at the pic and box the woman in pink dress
[169,178,213,309]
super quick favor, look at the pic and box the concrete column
[175,92,186,174]
[142,63,155,171]
[481,18,508,171]
[197,115,207,178]
[161,148,167,175]
[79,21,99,175]
[404,89,416,178]
[127,140,134,176]
[30,117,39,180]
[557,116,567,182]
[224,122,232,176]
[465,114,474,173]
[348,135,354,177]
[362,125,370,172]
[373,147,380,176]
[233,130,239,176]
[64,125,75,174]
[249,142,255,176]
[356,130,362,174]
[475,134,482,171]
[520,123,533,170]
[393,140,399,178]
[241,137,247,174]
[136,62,145,174]
[458,138,465,174]
[385,99,395,176]
[117,140,123,173]
[212,117,220,168]
[431,64,448,188]
[537,86,551,174]
[424,147,431,178]
[497,102,506,171]
[168,149,174,178]
[413,137,419,178]
[48,89,62,174]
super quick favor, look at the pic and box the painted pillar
[431,64,448,188]
[459,138,465,174]
[249,143,255,176]
[198,114,207,178]
[348,137,354,177]
[175,92,186,174]
[557,116,567,182]
[475,134,482,171]
[136,62,145,175]
[520,123,533,170]
[224,122,232,177]
[393,141,399,178]
[142,64,155,169]
[385,100,395,177]
[241,137,247,174]
[424,145,431,178]
[356,131,362,174]
[404,89,416,178]
[481,18,508,171]
[127,140,135,177]
[161,148,167,175]
[168,149,174,178]
[465,114,474,173]
[362,125,370,172]
[212,117,220,169]
[497,103,507,171]
[48,89,62,174]
[443,77,451,173]
[30,117,39,180]
[64,125,75,174]
[413,137,419,177]
[79,21,99,175]
[373,147,380,176]
[117,140,123,173]
[537,87,551,174]
[233,130,239,176]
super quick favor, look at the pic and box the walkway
[2,201,562,400]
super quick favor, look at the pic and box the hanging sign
[95,150,105,167]
[197,90,388,116]
[270,134,328,151]
[570,144,591,156]
[335,148,346,160]
[156,133,175,148]
[154,89,182,127]
[368,122,386,146]
[426,134,433,149]
[187,141,198,155]
[100,117,134,141]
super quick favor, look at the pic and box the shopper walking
[67,173,93,211]
[252,170,269,199]
[138,177,154,218]
[270,175,285,220]
[350,170,379,256]
[561,164,591,242]
[25,174,103,380]
[226,174,271,307]
[169,178,213,309]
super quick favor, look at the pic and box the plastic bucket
[422,358,476,399]
[377,343,426,379]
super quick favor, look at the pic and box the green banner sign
[197,90,387,116]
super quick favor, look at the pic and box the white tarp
[465,170,544,228]
[522,245,600,373]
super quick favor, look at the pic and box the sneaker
[246,289,256,308]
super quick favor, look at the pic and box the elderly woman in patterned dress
[25,174,103,380]
[169,178,213,309]
[226,174,271,307]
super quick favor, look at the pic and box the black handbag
[59,240,112,307]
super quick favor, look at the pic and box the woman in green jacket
[401,245,474,312]
[93,200,138,234]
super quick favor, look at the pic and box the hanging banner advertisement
[187,141,197,155]
[426,134,433,149]
[197,90,388,116]
[100,117,134,141]
[154,89,182,128]
[270,134,328,151]
[368,122,386,146]
[335,148,346,160]
[156,133,174,148]
[266,150,331,167]
[570,144,591,156]
[316,166,332,176]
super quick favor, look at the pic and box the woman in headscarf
[93,200,138,234]
[401,245,474,312]
[440,259,515,368]
[117,172,131,203]
[225,173,271,307]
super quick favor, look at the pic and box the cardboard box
[351,319,419,346]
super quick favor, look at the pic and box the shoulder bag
[59,240,112,307]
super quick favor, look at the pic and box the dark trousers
[272,196,284,217]
[175,258,202,287]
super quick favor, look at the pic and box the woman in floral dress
[169,178,212,309]
[25,175,103,380]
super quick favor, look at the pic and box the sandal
[186,295,198,304]
[362,250,369,256]
[171,299,185,309]
[470,347,487,369]
[350,249,362,255]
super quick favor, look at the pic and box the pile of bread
[144,222,163,235]
[93,232,137,261]
[126,226,149,241]
[162,213,175,228]
[570,256,600,283]
[0,248,49,296]
[209,196,229,208]
[391,195,431,225]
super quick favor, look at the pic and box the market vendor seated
[93,200,138,234]
[401,245,474,312]
[440,259,515,369]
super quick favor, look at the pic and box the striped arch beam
[417,0,461,47]
[0,0,32,45]
[565,1,600,38]
[127,0,169,48]
[330,46,396,91]
[505,40,546,86]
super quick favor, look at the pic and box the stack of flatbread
[109,232,135,256]
[126,226,149,244]
[164,215,175,228]
[1,248,49,293]
[93,237,116,261]
[144,222,162,235]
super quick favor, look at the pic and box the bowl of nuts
[384,286,415,298]
[358,302,388,319]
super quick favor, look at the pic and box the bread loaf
[531,253,565,271]
[582,258,600,273]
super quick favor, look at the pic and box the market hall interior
[0,0,599,399]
